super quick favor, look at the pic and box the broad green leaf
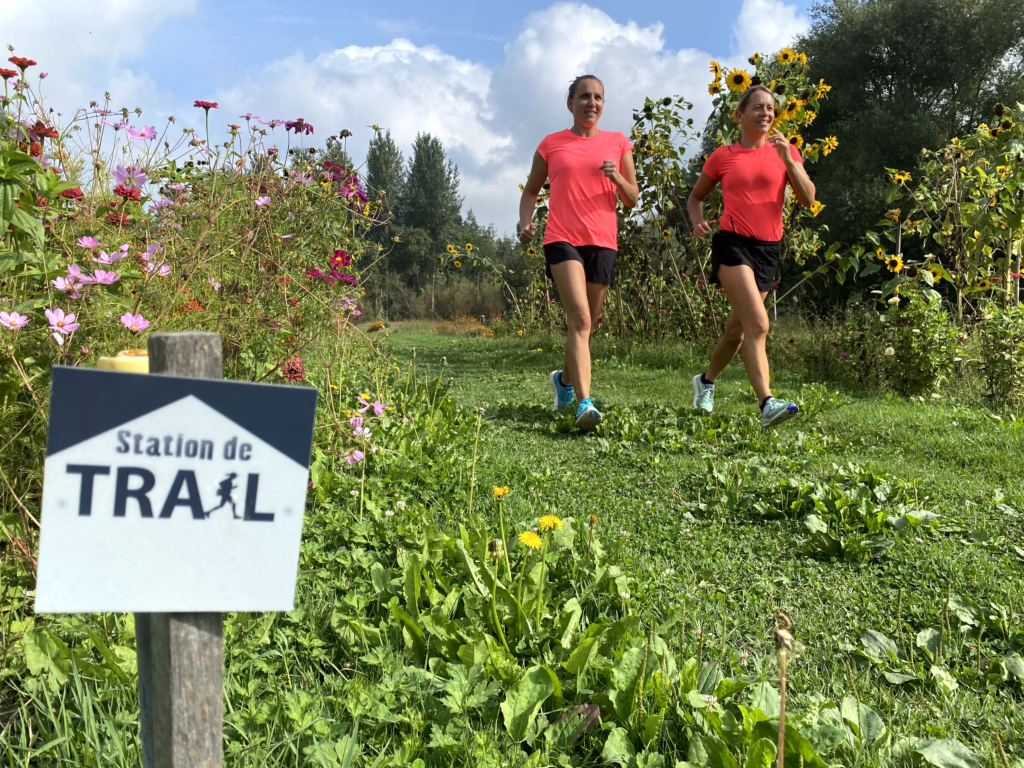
[841,696,884,743]
[601,727,637,767]
[802,514,829,534]
[930,665,959,693]
[696,734,736,768]
[610,645,656,722]
[916,627,941,658]
[455,539,489,598]
[1004,653,1024,679]
[388,599,426,660]
[370,562,389,597]
[500,665,555,742]
[882,671,917,685]
[642,711,665,749]
[749,682,780,718]
[697,662,723,694]
[678,657,699,693]
[744,738,776,768]
[404,552,422,618]
[564,635,601,676]
[556,597,582,649]
[860,629,900,660]
[752,721,828,768]
[914,739,983,768]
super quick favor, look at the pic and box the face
[567,79,604,127]
[739,89,776,135]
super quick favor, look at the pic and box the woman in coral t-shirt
[518,75,638,431]
[687,85,816,428]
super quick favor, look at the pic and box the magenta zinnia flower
[330,249,351,267]
[120,312,149,332]
[194,100,218,110]
[282,356,306,383]
[77,236,100,249]
[45,307,79,334]
[0,311,29,329]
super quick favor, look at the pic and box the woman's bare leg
[705,265,771,402]
[549,261,594,400]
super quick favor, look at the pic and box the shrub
[433,316,494,337]
[979,301,1024,406]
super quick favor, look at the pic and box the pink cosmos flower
[257,118,284,127]
[149,198,175,211]
[39,72,48,79]
[90,270,120,285]
[207,277,221,290]
[239,113,257,120]
[284,118,314,135]
[45,307,79,334]
[113,164,148,188]
[77,236,100,249]
[92,248,126,264]
[52,275,81,292]
[0,311,29,329]
[121,312,149,332]
[357,396,389,416]
[344,449,365,465]
[168,183,187,191]
[330,249,351,267]
[104,119,129,131]
[128,125,157,140]
[278,233,295,240]
[254,196,271,207]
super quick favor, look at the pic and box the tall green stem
[467,408,483,520]
[516,552,528,637]
[491,563,510,653]
[535,534,550,629]
[498,500,512,583]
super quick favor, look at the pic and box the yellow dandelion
[822,136,839,156]
[708,81,722,95]
[539,514,563,532]
[777,47,797,64]
[517,329,524,336]
[447,244,456,253]
[885,255,904,273]
[709,60,722,79]
[519,531,542,550]
[493,485,510,501]
[466,243,474,251]
[810,200,825,217]
[726,68,752,93]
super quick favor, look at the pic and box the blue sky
[4,0,815,231]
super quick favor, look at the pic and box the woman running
[687,85,815,428]
[519,75,638,431]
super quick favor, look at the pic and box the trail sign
[36,365,317,613]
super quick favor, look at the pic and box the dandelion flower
[539,514,562,532]
[725,68,751,93]
[519,531,542,550]
[493,485,510,500]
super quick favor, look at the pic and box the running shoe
[692,374,714,414]
[761,397,799,429]
[575,397,602,431]
[550,369,575,408]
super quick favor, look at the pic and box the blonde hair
[731,85,776,124]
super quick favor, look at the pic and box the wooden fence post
[137,331,224,768]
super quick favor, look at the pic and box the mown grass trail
[387,322,1024,745]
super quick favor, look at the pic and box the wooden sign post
[34,331,317,768]
[138,332,224,768]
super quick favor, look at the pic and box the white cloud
[731,0,809,60]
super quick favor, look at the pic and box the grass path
[386,322,1024,746]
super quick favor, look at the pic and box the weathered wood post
[137,331,224,768]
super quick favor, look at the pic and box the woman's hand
[768,129,794,164]
[518,221,537,243]
[692,219,714,238]
[601,159,621,184]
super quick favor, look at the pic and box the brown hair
[732,85,776,123]
[568,75,604,99]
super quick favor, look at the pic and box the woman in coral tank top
[687,85,816,428]
[518,75,638,431]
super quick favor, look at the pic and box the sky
[2,0,814,234]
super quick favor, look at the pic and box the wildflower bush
[978,301,1024,405]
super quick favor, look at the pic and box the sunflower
[810,200,825,217]
[446,244,456,253]
[493,485,510,500]
[518,531,542,550]
[928,265,943,282]
[708,81,722,95]
[788,133,804,149]
[796,52,808,63]
[822,136,839,156]
[465,243,474,251]
[661,229,671,240]
[783,99,802,118]
[437,257,444,265]
[977,278,992,290]
[777,47,797,64]
[526,247,536,256]
[725,68,751,93]
[996,166,1011,178]
[539,514,563,532]
[454,260,461,268]
[749,52,763,65]
[709,60,722,79]
[885,255,904,273]
[891,171,911,186]
[803,109,816,125]
[814,79,832,99]
[876,247,886,260]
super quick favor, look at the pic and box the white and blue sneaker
[550,369,575,408]
[575,397,602,431]
[692,374,714,413]
[761,397,799,429]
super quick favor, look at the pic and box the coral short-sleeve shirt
[537,129,634,250]
[702,141,803,242]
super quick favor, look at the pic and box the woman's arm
[768,130,815,207]
[601,150,639,208]
[687,172,718,238]
[518,151,547,243]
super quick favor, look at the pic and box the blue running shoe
[550,369,575,408]
[575,397,602,431]
[692,374,714,413]
[761,397,799,429]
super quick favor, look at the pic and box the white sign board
[35,367,317,613]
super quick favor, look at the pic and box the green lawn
[387,321,1024,750]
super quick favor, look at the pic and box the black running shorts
[711,229,782,293]
[543,241,617,286]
